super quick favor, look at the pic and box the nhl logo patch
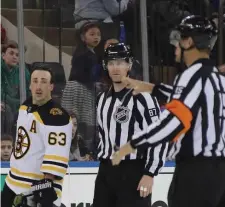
[113,106,130,124]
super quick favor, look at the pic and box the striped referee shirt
[131,59,225,162]
[97,87,168,176]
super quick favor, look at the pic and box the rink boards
[1,161,175,207]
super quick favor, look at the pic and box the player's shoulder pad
[38,100,71,126]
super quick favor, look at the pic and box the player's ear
[183,37,194,49]
[50,83,54,92]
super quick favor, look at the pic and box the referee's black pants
[93,159,151,207]
[168,158,225,207]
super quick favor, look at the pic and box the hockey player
[1,65,72,207]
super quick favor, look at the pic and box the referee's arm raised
[131,65,202,149]
[112,65,202,164]
[122,77,174,104]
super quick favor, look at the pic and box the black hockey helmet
[170,15,218,50]
[103,43,133,70]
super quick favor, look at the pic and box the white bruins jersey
[6,98,72,206]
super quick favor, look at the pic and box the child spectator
[1,134,13,161]
[63,23,101,156]
[69,22,101,83]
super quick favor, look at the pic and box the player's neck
[113,82,126,92]
[185,50,209,67]
[33,97,52,106]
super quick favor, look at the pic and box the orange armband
[165,100,193,142]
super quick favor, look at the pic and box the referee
[93,43,168,207]
[112,15,225,207]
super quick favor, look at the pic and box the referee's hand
[137,175,153,198]
[112,142,135,165]
[122,77,155,95]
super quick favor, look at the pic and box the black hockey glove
[31,178,57,207]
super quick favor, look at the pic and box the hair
[73,22,101,58]
[2,40,18,53]
[31,64,55,84]
[80,22,101,37]
[1,134,13,142]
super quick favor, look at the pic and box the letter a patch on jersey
[30,120,37,133]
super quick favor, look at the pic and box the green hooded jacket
[1,58,31,114]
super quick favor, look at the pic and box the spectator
[62,78,97,157]
[62,23,101,155]
[1,41,30,115]
[1,134,13,161]
[69,112,92,161]
[69,22,101,82]
[74,0,130,55]
[74,0,129,29]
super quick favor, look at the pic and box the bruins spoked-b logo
[113,106,130,124]
[14,126,31,159]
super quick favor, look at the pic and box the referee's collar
[106,86,132,100]
[190,58,215,67]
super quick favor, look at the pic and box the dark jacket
[69,48,101,85]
